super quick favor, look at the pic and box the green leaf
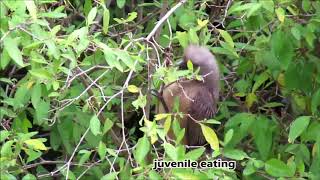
[79,150,92,165]
[174,172,202,180]
[90,115,101,136]
[1,140,14,157]
[262,102,284,108]
[99,45,123,72]
[148,170,162,180]
[185,147,205,161]
[246,3,262,17]
[25,149,42,163]
[200,124,219,151]
[24,139,47,151]
[132,94,146,109]
[225,113,255,147]
[40,12,67,18]
[204,119,221,125]
[0,49,11,69]
[35,100,50,125]
[252,72,269,92]
[134,135,150,164]
[29,69,52,79]
[98,141,107,160]
[83,0,92,16]
[30,51,48,64]
[218,29,234,48]
[243,162,256,176]
[302,0,311,12]
[115,50,135,70]
[188,28,199,45]
[229,2,260,14]
[176,31,188,48]
[87,7,97,26]
[251,116,273,160]
[164,143,177,161]
[311,89,320,115]
[265,159,295,177]
[103,118,114,134]
[288,116,311,143]
[0,130,9,142]
[224,149,248,160]
[126,12,137,22]
[101,172,119,180]
[103,8,110,34]
[117,0,126,9]
[31,83,42,108]
[291,26,301,40]
[3,36,24,67]
[22,174,37,180]
[224,129,234,146]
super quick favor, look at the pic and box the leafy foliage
[1,0,320,179]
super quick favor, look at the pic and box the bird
[158,45,220,146]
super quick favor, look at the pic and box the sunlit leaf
[276,7,285,23]
[200,124,219,151]
[25,0,37,20]
[154,113,170,121]
[127,85,140,93]
[87,7,97,25]
[24,139,47,151]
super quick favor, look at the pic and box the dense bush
[1,0,320,179]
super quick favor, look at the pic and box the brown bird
[159,45,220,146]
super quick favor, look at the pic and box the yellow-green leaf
[164,116,172,134]
[127,85,139,93]
[24,139,47,151]
[197,19,208,28]
[187,60,193,71]
[200,124,219,151]
[246,93,257,108]
[25,0,37,20]
[176,31,188,48]
[276,7,285,23]
[218,29,234,48]
[87,7,97,26]
[103,8,110,34]
[154,113,170,121]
